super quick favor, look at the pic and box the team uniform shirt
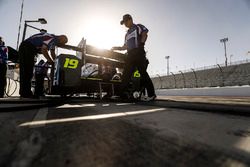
[0,45,8,64]
[26,33,58,53]
[125,24,148,51]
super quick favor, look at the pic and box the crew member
[18,32,68,98]
[111,14,156,101]
[0,37,8,98]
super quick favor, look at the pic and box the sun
[80,17,125,50]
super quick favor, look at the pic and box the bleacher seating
[152,62,250,89]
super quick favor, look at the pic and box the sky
[1,0,250,75]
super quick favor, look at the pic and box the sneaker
[141,95,157,102]
[140,94,147,101]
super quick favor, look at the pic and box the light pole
[21,18,47,42]
[165,56,170,75]
[220,37,229,67]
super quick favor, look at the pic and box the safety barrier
[151,60,250,89]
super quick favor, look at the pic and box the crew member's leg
[140,58,149,95]
[19,42,35,97]
[0,63,7,98]
[34,74,45,97]
[120,53,136,95]
[136,54,156,99]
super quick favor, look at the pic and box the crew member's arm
[140,31,148,47]
[50,49,56,60]
[41,45,53,64]
[111,43,127,51]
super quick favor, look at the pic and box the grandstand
[151,60,250,89]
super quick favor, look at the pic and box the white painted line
[30,107,48,128]
[102,104,110,107]
[20,108,166,127]
[56,103,96,108]
[116,103,134,106]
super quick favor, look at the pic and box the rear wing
[59,43,125,68]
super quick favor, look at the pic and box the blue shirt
[26,32,58,52]
[125,24,148,51]
[0,45,8,64]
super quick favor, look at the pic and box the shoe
[141,95,157,102]
[140,94,146,101]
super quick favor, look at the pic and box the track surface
[0,98,250,167]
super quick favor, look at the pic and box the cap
[120,14,132,25]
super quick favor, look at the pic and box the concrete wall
[152,62,250,89]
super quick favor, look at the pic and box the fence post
[191,68,198,88]
[170,72,176,88]
[156,74,163,89]
[217,64,224,87]
[179,70,186,88]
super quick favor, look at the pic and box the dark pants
[140,59,149,95]
[19,41,37,97]
[121,48,155,97]
[34,74,45,96]
[0,63,7,98]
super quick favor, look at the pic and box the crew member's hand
[111,46,120,51]
[47,59,54,65]
[15,63,20,69]
[139,42,145,48]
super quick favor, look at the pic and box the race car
[47,40,142,99]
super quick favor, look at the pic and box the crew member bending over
[18,32,68,98]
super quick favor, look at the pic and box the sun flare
[80,17,125,50]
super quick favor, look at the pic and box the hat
[120,14,132,25]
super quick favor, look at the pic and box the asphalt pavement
[1,98,250,167]
[1,95,250,115]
